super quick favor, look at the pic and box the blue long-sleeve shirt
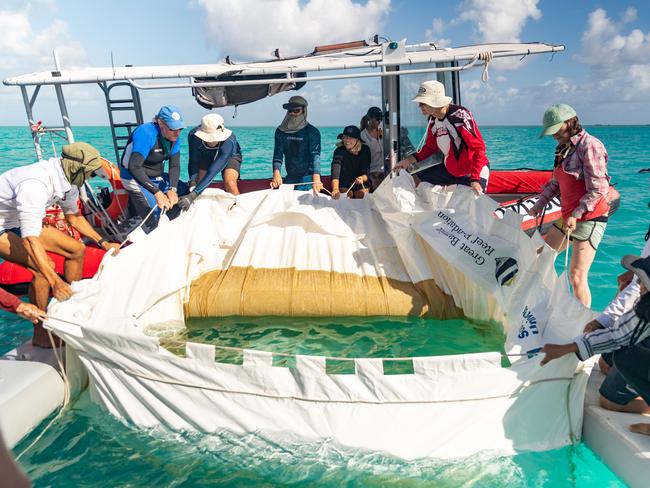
[272,124,321,181]
[187,129,242,194]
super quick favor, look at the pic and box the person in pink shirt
[529,104,611,307]
[395,80,489,195]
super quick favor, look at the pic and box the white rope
[80,352,577,406]
[118,206,159,248]
[479,51,493,82]
[562,228,572,287]
[14,328,70,461]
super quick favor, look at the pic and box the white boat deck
[583,362,650,488]
[0,344,64,449]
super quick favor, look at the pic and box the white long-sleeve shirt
[0,158,79,238]
[596,238,650,327]
[573,236,650,360]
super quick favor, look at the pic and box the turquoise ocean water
[2,125,648,486]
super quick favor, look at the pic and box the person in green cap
[0,142,120,347]
[528,104,611,307]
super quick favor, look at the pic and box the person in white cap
[395,80,489,195]
[180,113,242,210]
[541,254,650,437]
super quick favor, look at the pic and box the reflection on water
[148,315,508,363]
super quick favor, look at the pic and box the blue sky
[1,0,649,127]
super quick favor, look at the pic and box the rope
[479,51,493,82]
[81,352,577,406]
[14,327,71,462]
[119,206,158,248]
[560,228,572,287]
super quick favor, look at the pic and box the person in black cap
[330,125,371,200]
[271,95,323,194]
[541,254,650,437]
[360,106,385,190]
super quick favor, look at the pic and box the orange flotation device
[91,157,129,227]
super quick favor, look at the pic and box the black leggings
[417,163,488,191]
[612,343,650,405]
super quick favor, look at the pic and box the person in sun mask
[270,96,323,194]
[0,142,120,347]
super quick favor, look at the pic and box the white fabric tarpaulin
[47,172,594,460]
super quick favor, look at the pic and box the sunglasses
[287,108,303,114]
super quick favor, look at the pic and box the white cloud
[297,81,379,110]
[458,0,541,43]
[0,5,87,70]
[455,0,541,71]
[197,0,391,60]
[573,7,650,103]
[425,18,445,38]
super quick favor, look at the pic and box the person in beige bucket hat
[182,113,243,209]
[395,80,489,195]
[0,142,120,347]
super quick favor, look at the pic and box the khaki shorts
[553,218,607,250]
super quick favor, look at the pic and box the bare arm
[23,236,72,301]
[65,214,120,254]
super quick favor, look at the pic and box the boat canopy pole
[52,51,75,145]
[127,56,485,91]
[20,86,43,160]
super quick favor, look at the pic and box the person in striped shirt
[541,254,650,436]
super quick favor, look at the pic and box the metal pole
[53,50,75,144]
[382,66,399,170]
[20,86,43,160]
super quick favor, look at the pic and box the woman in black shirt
[331,125,371,199]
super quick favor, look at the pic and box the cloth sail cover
[47,173,594,460]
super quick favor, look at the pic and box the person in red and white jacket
[395,80,489,195]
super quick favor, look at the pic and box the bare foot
[32,324,62,349]
[629,423,650,436]
[598,356,611,375]
[600,395,650,414]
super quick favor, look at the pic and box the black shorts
[197,154,242,176]
[417,163,488,191]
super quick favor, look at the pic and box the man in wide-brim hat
[0,142,120,347]
[180,113,243,210]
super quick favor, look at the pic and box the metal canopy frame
[4,39,564,163]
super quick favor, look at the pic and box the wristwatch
[97,238,108,247]
[168,187,177,193]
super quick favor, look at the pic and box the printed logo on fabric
[494,256,518,286]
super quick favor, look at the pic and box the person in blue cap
[120,105,185,227]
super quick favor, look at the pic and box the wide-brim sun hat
[282,95,308,110]
[621,254,650,291]
[157,105,185,130]
[540,103,577,138]
[194,113,232,143]
[411,80,452,108]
